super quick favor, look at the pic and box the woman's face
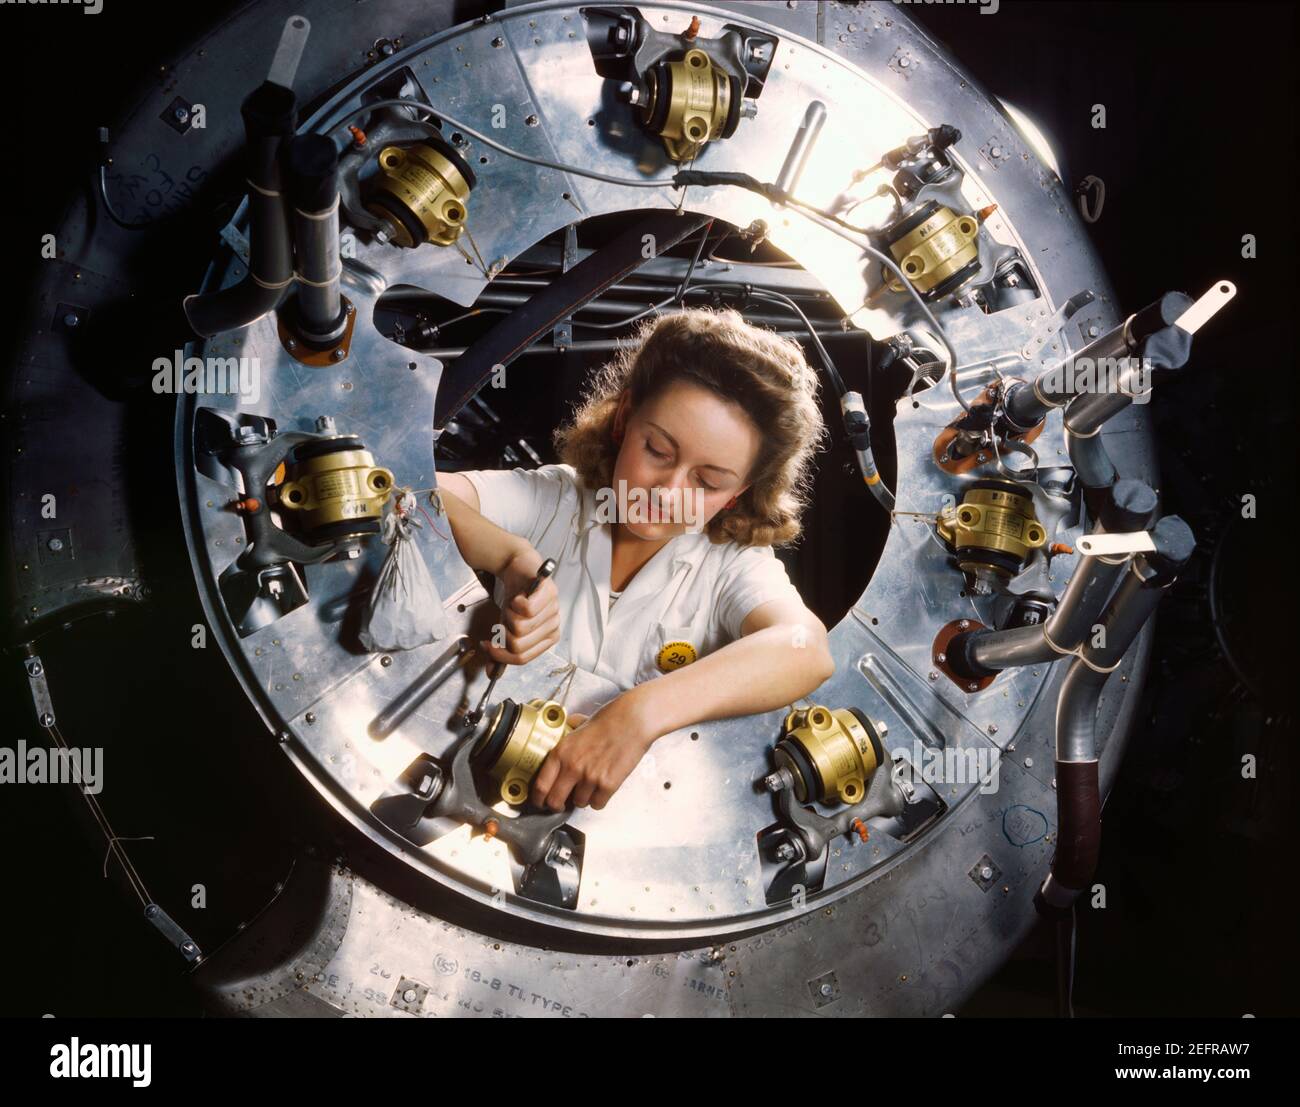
[611,378,761,541]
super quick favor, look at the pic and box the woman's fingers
[533,756,578,812]
[509,580,558,623]
[493,612,559,663]
[503,601,559,645]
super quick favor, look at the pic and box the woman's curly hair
[554,306,827,547]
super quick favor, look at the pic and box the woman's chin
[626,519,684,541]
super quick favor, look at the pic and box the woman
[436,306,833,813]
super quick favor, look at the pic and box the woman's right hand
[483,544,561,666]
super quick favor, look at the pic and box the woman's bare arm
[434,473,519,576]
[531,597,835,810]
[435,472,561,665]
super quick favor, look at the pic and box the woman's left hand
[531,693,657,811]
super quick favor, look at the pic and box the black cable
[95,127,197,231]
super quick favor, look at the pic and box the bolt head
[331,347,346,361]
[380,655,392,667]
[936,652,947,664]
[47,538,64,552]
[958,620,970,630]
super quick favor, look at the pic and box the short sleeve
[457,463,571,547]
[714,546,806,640]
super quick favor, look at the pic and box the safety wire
[43,718,154,908]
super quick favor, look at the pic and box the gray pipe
[1065,427,1119,491]
[1004,292,1192,430]
[1038,514,1195,916]
[183,82,297,337]
[286,134,347,346]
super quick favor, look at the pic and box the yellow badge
[656,640,698,672]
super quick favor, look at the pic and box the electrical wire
[330,98,963,406]
[329,98,678,189]
[97,164,193,231]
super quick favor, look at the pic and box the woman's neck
[608,522,672,593]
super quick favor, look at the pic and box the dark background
[1,0,1295,1017]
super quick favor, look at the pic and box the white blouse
[459,463,805,692]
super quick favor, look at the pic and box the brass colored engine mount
[364,141,473,248]
[775,705,888,806]
[475,698,573,807]
[276,436,395,542]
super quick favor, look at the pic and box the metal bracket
[1175,279,1236,335]
[1075,531,1156,557]
[24,654,55,728]
[144,903,202,963]
[1021,289,1096,361]
[552,224,578,351]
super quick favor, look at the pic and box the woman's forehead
[635,382,760,472]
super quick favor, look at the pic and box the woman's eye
[645,441,669,460]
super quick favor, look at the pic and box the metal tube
[965,623,1055,670]
[1004,292,1192,429]
[183,81,297,337]
[1054,663,1108,765]
[368,636,471,739]
[775,101,827,196]
[1066,427,1119,491]
[286,134,347,345]
[1046,555,1129,651]
[1037,514,1194,917]
[413,288,841,331]
[1063,359,1149,437]
[1004,319,1133,428]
